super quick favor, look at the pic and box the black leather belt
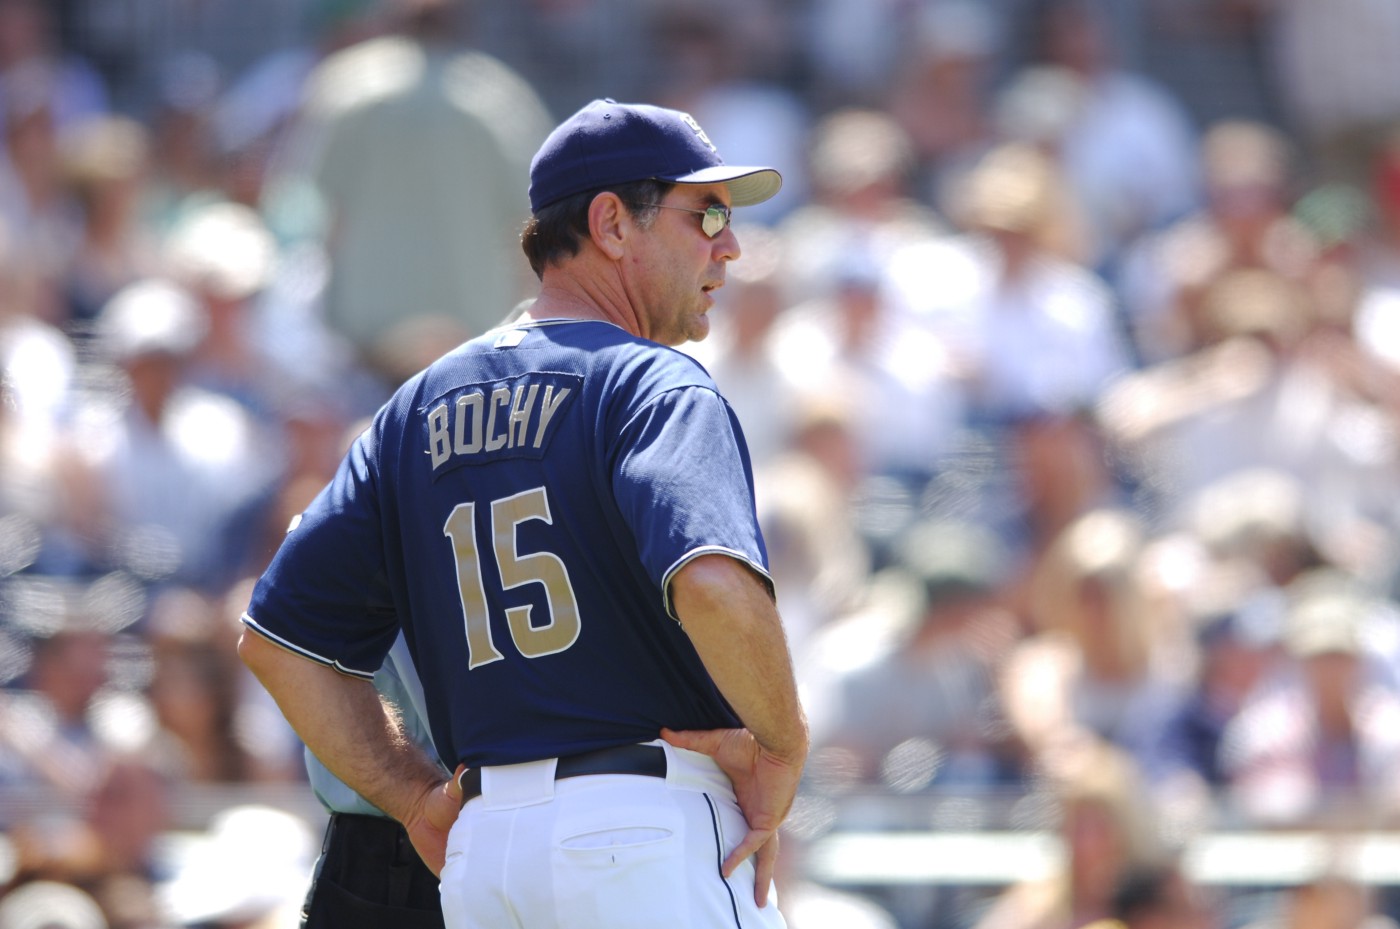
[457,744,667,806]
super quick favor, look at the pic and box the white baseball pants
[439,740,788,928]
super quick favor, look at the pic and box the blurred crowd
[0,0,1399,926]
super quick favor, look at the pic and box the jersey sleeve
[611,385,771,619]
[241,419,399,678]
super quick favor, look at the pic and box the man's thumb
[447,763,466,802]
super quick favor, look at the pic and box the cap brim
[662,165,783,207]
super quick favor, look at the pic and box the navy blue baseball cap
[528,98,782,214]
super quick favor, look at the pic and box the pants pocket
[559,825,673,851]
[552,802,688,928]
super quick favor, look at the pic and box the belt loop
[478,758,558,810]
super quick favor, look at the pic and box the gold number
[443,502,503,669]
[443,487,582,669]
[492,488,582,658]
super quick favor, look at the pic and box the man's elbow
[237,625,277,678]
[673,554,771,608]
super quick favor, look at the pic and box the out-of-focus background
[2,0,1400,926]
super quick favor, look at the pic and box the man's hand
[661,727,804,908]
[239,629,460,873]
[400,764,465,876]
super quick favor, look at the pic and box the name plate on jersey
[424,373,580,475]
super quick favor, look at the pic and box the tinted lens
[701,205,730,237]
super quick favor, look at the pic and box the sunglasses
[633,202,733,238]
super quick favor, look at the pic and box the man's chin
[686,312,711,344]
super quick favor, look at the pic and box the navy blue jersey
[243,319,771,767]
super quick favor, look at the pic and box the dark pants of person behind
[301,813,444,929]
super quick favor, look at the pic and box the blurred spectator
[78,758,174,928]
[1150,604,1285,798]
[1261,0,1400,188]
[884,142,1130,568]
[0,620,112,794]
[971,738,1168,929]
[894,142,1128,424]
[1239,873,1400,929]
[807,518,1022,792]
[1010,412,1125,567]
[56,115,158,329]
[885,0,1002,217]
[770,240,965,502]
[1184,468,1328,592]
[1102,266,1400,573]
[0,79,74,291]
[1118,862,1217,929]
[135,52,225,240]
[271,0,553,380]
[776,107,945,308]
[994,0,1200,272]
[67,278,277,593]
[1140,470,1330,807]
[0,880,110,929]
[1082,859,1218,929]
[1002,509,1186,772]
[754,397,873,657]
[1220,569,1400,826]
[0,0,106,136]
[84,758,171,866]
[142,588,272,784]
[160,194,384,431]
[1118,119,1317,362]
[6,754,173,929]
[159,200,287,421]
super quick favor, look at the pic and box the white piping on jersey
[660,546,774,622]
[239,612,378,681]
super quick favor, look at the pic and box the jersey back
[246,320,771,767]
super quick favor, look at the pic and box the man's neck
[530,269,640,336]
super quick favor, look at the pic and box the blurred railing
[8,783,1400,897]
[805,828,1400,887]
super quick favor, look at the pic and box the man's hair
[521,178,674,279]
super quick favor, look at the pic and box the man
[238,98,809,927]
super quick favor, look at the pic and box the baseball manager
[239,97,809,927]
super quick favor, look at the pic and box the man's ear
[589,192,629,260]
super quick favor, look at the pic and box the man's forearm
[237,629,445,822]
[670,554,809,762]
